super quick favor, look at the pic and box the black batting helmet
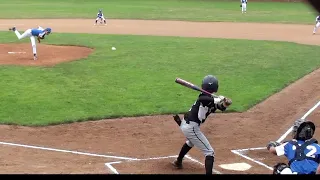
[201,75,218,93]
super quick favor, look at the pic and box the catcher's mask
[201,75,218,94]
[292,119,315,141]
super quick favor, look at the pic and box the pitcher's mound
[0,43,94,66]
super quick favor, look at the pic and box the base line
[0,141,137,160]
[234,147,266,152]
[105,161,121,174]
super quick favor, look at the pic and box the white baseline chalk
[0,141,137,161]
[105,161,121,174]
[8,52,26,54]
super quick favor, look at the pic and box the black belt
[185,118,201,126]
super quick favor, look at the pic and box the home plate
[8,52,26,54]
[219,162,252,171]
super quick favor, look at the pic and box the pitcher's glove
[240,4,242,7]
[267,141,281,150]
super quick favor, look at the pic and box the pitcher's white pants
[14,29,37,55]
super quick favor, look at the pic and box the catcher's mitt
[273,163,289,175]
[267,141,281,150]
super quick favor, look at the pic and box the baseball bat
[175,78,218,97]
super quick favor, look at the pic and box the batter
[172,75,232,175]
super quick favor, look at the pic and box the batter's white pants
[14,29,37,55]
[313,22,320,34]
[180,119,214,157]
[242,3,247,13]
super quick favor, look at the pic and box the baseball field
[0,0,319,174]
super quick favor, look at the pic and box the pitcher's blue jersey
[31,29,46,38]
[283,140,320,174]
[241,0,247,3]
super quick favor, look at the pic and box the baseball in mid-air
[112,47,116,50]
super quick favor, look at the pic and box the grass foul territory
[0,0,317,24]
[0,32,319,126]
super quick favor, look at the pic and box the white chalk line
[133,155,177,161]
[234,147,266,152]
[0,141,137,161]
[104,154,221,174]
[104,155,178,174]
[8,52,26,54]
[0,140,219,174]
[185,154,222,174]
[231,150,273,171]
[231,100,320,172]
[105,161,121,174]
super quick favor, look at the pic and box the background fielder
[313,15,320,34]
[9,26,52,60]
[240,0,247,13]
[172,75,232,175]
[94,9,107,25]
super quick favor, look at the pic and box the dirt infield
[0,19,319,174]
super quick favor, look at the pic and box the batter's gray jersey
[180,94,226,157]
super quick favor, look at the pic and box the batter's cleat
[172,160,183,169]
[9,27,16,31]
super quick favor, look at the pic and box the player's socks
[205,156,214,175]
[177,143,192,162]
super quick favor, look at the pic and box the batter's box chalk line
[8,51,26,54]
[104,154,222,174]
[231,100,320,172]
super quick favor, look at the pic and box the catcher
[172,75,232,175]
[267,119,320,174]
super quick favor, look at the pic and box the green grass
[0,0,317,24]
[0,32,320,126]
